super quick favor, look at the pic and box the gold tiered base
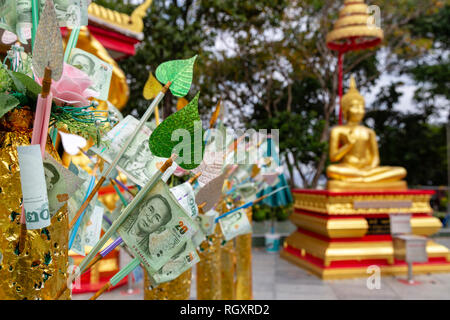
[281,189,450,280]
[327,180,407,192]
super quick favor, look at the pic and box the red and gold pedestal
[280,189,450,280]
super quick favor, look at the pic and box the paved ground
[73,237,450,300]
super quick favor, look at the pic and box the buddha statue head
[341,76,365,123]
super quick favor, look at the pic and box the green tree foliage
[94,0,448,187]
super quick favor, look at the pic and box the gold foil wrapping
[220,238,236,299]
[235,207,252,300]
[196,224,222,300]
[143,269,192,300]
[0,110,69,299]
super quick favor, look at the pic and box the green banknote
[43,152,84,217]
[68,48,113,101]
[91,115,176,186]
[218,209,252,241]
[148,240,200,285]
[170,182,198,218]
[0,1,17,33]
[0,0,88,44]
[118,180,199,272]
[68,167,98,256]
[17,145,50,230]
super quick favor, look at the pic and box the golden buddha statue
[326,77,407,191]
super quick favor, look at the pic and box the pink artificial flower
[173,166,188,177]
[36,63,98,107]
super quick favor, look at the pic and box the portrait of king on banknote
[118,180,198,272]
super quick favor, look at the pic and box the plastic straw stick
[63,27,80,62]
[31,0,39,49]
[89,258,140,300]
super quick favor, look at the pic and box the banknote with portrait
[118,180,198,273]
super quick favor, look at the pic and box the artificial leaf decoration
[11,71,42,99]
[143,72,162,100]
[195,172,227,212]
[149,92,204,170]
[176,97,189,110]
[0,93,20,118]
[32,0,64,81]
[155,55,197,97]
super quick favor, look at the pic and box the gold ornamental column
[220,238,236,299]
[144,269,192,300]
[196,224,223,300]
[0,108,69,300]
[235,206,252,300]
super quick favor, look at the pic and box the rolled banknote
[194,209,219,237]
[68,167,98,255]
[1,0,89,44]
[68,48,113,101]
[118,180,198,272]
[148,240,200,285]
[91,115,176,186]
[71,230,85,256]
[83,205,104,248]
[192,229,206,247]
[219,209,252,241]
[43,152,84,217]
[170,182,198,218]
[17,145,50,230]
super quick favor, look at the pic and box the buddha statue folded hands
[326,77,407,191]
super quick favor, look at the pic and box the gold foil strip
[235,207,252,300]
[196,223,223,300]
[0,122,69,300]
[220,238,235,300]
[143,269,192,300]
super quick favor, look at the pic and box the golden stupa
[326,0,384,51]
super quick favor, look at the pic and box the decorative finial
[341,76,365,119]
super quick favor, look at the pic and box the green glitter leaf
[10,71,42,99]
[155,55,197,97]
[149,92,204,170]
[0,92,20,118]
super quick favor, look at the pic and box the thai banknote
[43,152,84,217]
[17,145,50,230]
[192,229,206,247]
[170,182,198,218]
[68,48,113,101]
[148,240,200,285]
[1,0,89,44]
[70,204,103,255]
[68,167,98,255]
[0,1,17,34]
[194,209,218,236]
[236,182,259,202]
[118,180,199,272]
[83,205,104,248]
[71,229,85,255]
[91,115,177,186]
[218,209,252,241]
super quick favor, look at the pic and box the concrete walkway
[73,238,450,300]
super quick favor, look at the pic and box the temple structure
[281,75,450,279]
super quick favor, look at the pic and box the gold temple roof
[87,0,153,39]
